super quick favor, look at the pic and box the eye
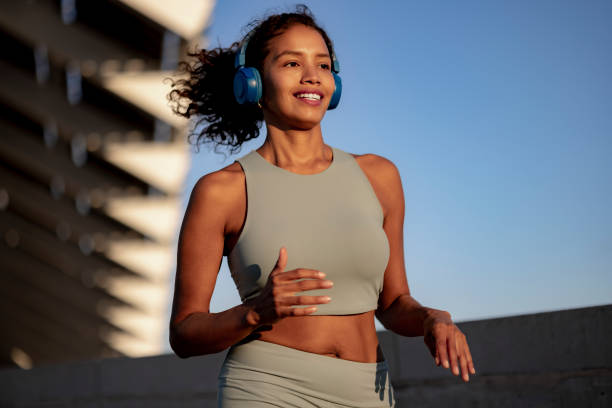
[320,63,331,70]
[284,61,299,67]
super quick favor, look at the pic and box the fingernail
[435,357,440,366]
[453,367,459,375]
[318,272,326,278]
[322,296,331,302]
[443,360,449,369]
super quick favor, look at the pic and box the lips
[294,90,323,105]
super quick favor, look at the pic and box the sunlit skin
[170,24,476,382]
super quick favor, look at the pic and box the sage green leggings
[217,339,396,407]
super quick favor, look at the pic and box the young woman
[168,5,475,407]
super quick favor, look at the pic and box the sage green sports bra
[227,146,390,315]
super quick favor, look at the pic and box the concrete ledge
[1,304,610,407]
[395,368,612,408]
[0,352,227,407]
[381,304,612,380]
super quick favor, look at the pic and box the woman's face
[260,24,335,130]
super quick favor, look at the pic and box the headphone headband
[234,32,251,69]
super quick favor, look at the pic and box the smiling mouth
[294,92,322,101]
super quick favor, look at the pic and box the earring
[257,101,262,109]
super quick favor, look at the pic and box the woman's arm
[356,153,475,382]
[169,170,259,357]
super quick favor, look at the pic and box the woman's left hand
[423,310,475,382]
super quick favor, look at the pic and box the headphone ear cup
[233,67,263,104]
[327,72,342,110]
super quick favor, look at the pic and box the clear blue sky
[174,0,612,330]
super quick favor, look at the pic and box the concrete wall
[1,304,610,407]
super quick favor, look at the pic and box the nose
[301,63,320,85]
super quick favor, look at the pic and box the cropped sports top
[227,146,390,315]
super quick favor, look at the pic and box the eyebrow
[272,50,331,61]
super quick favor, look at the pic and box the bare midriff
[243,311,384,363]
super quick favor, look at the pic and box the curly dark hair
[167,4,336,155]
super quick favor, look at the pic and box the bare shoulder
[349,152,404,217]
[350,152,400,181]
[350,152,402,193]
[187,160,245,214]
[193,160,244,190]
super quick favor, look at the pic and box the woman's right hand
[244,246,333,327]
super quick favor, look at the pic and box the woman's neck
[259,124,332,172]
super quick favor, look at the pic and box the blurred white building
[0,0,214,367]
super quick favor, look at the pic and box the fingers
[449,330,475,382]
[427,320,475,383]
[288,305,318,316]
[464,338,476,375]
[252,247,337,326]
[458,349,469,382]
[468,357,476,375]
[423,332,438,364]
[272,295,331,318]
[436,337,449,369]
[447,335,459,377]
[273,267,327,282]
[268,305,317,319]
[273,246,287,273]
[279,278,334,293]
[278,295,332,307]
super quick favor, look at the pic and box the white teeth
[296,93,321,100]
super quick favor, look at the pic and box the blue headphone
[233,33,342,110]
